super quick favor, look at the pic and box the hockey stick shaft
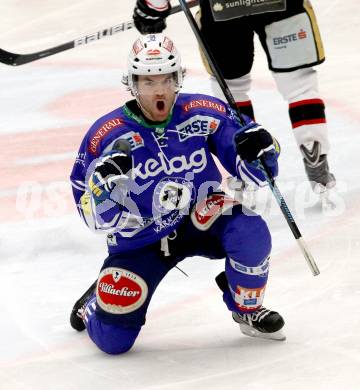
[178,0,320,276]
[0,0,199,66]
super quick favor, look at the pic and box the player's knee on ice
[86,317,141,355]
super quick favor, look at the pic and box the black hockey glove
[133,0,171,34]
[235,124,277,163]
[93,140,132,193]
[234,124,280,184]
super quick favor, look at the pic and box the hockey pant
[83,204,271,354]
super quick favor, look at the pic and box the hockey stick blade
[0,0,199,66]
[0,42,74,66]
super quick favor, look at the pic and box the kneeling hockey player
[69,33,285,354]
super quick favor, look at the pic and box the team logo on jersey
[88,118,123,155]
[121,131,144,150]
[153,177,194,214]
[133,148,207,180]
[183,99,226,114]
[176,115,221,142]
[96,267,148,314]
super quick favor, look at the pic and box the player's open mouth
[156,100,165,111]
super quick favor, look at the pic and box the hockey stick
[0,0,199,66]
[179,0,320,276]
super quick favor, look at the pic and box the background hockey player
[69,33,284,355]
[133,0,336,196]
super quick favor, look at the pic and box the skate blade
[239,323,286,341]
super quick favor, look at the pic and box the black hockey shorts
[197,0,325,78]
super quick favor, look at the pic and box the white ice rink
[1,1,360,389]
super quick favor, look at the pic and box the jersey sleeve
[69,119,128,233]
[208,106,252,176]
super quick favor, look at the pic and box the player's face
[136,74,177,122]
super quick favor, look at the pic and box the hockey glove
[91,140,132,196]
[133,0,171,34]
[234,124,280,186]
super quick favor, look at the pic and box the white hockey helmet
[124,34,184,95]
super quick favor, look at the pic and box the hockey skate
[70,280,97,332]
[301,141,336,209]
[232,307,286,341]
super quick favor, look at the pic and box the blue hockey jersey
[70,93,278,253]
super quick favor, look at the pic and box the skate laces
[240,307,271,326]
